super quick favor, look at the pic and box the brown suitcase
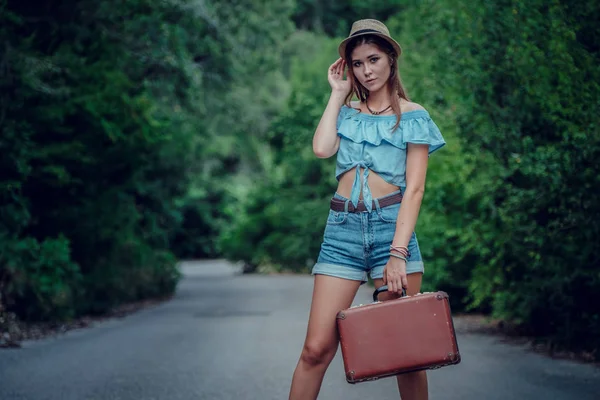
[336,286,461,383]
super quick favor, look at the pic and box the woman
[288,19,446,400]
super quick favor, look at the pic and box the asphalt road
[1,260,599,400]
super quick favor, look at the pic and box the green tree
[406,0,600,354]
[0,0,295,320]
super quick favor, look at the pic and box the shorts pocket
[326,210,348,225]
[377,203,400,223]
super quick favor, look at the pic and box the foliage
[0,0,293,320]
[292,0,409,37]
[0,235,82,321]
[392,0,600,354]
[1,0,598,359]
[441,0,600,354]
[223,1,600,358]
[219,32,338,271]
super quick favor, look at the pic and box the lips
[365,78,377,84]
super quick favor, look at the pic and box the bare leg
[373,273,428,400]
[289,274,362,400]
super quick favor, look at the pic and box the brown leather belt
[330,192,403,213]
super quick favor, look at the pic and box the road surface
[1,260,598,399]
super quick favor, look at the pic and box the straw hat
[338,19,402,58]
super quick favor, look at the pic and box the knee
[300,340,336,367]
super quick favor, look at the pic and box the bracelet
[390,245,409,252]
[390,248,409,257]
[390,249,410,257]
[389,253,407,262]
[390,245,411,258]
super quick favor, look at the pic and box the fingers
[385,269,392,292]
[329,58,346,78]
[390,272,399,294]
[329,58,341,75]
[337,59,345,76]
[340,60,346,77]
[329,57,342,69]
[385,272,407,294]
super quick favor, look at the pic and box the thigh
[304,275,362,347]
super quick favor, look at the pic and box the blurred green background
[1,0,598,359]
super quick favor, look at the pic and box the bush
[0,235,82,321]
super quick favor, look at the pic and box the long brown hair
[344,35,409,130]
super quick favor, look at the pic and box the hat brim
[338,32,402,59]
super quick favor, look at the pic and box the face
[350,43,391,94]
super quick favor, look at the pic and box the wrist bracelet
[390,245,409,252]
[390,245,411,258]
[389,253,407,262]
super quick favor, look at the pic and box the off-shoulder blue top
[335,105,446,212]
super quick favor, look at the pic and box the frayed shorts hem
[311,261,424,284]
[312,262,367,283]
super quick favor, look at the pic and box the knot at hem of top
[350,162,373,212]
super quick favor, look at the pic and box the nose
[363,64,372,76]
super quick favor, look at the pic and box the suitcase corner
[346,370,357,384]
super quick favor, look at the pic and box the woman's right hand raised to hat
[328,58,351,96]
[314,58,349,158]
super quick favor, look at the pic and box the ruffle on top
[336,105,446,154]
[335,105,446,212]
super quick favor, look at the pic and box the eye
[369,57,380,63]
[352,61,361,68]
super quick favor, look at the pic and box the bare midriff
[336,167,400,200]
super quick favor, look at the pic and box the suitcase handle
[373,285,407,302]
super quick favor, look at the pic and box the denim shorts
[312,190,424,283]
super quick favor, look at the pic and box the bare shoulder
[349,100,361,109]
[400,101,427,113]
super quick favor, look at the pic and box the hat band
[350,28,382,37]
